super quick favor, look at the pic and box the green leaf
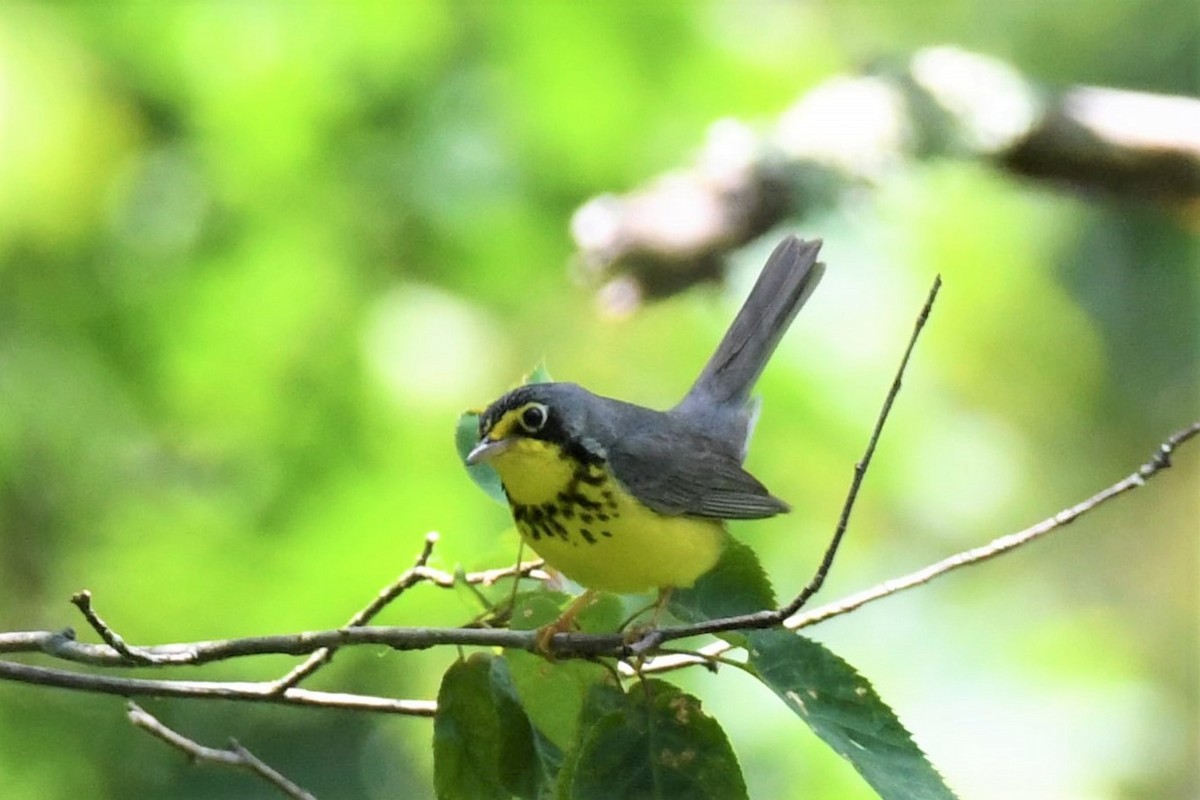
[747,629,957,800]
[668,536,775,646]
[554,682,627,800]
[491,656,564,799]
[575,592,627,634]
[526,362,553,384]
[508,591,572,631]
[456,409,508,505]
[505,594,613,752]
[507,589,625,636]
[578,679,630,728]
[433,653,511,800]
[505,650,612,755]
[560,679,748,800]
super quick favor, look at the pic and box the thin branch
[271,532,440,691]
[0,659,433,715]
[268,534,547,690]
[0,557,548,670]
[128,702,316,800]
[0,625,609,663]
[410,559,549,589]
[70,590,155,664]
[785,419,1200,630]
[633,419,1200,675]
[783,274,942,616]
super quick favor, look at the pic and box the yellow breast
[487,438,726,593]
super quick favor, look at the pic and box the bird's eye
[519,403,548,433]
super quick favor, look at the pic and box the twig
[70,590,155,664]
[785,419,1200,630]
[410,559,549,589]
[269,534,544,690]
[9,556,548,670]
[783,273,942,616]
[0,659,433,714]
[271,532,440,691]
[128,702,316,799]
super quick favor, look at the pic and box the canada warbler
[467,236,824,595]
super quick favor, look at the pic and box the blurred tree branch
[571,46,1200,309]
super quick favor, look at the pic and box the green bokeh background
[0,3,1196,799]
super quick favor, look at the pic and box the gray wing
[607,429,789,520]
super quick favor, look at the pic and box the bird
[466,235,824,618]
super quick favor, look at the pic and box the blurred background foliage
[0,2,1195,799]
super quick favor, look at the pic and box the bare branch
[785,419,1200,630]
[267,533,546,691]
[410,560,549,589]
[265,532,547,690]
[633,419,1200,675]
[0,659,433,715]
[128,702,316,799]
[271,531,441,691]
[0,624,607,663]
[70,590,156,664]
[1002,87,1200,203]
[0,552,548,670]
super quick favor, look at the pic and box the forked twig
[128,702,315,800]
[270,532,441,691]
[632,419,1200,674]
[270,533,546,691]
[786,419,1200,629]
[70,591,156,664]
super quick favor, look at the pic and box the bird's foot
[534,589,598,657]
[619,587,673,655]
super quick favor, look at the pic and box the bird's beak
[466,437,513,466]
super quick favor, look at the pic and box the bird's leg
[618,587,673,641]
[650,587,673,628]
[535,589,598,655]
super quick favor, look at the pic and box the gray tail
[676,236,824,414]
